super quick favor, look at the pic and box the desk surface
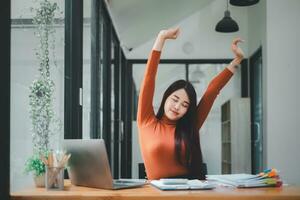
[11,180,300,200]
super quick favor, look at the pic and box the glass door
[250,47,263,174]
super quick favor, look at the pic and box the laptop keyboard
[113,180,146,187]
[114,180,139,185]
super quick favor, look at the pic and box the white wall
[248,0,266,56]
[265,0,300,184]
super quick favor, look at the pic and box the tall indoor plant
[25,0,61,187]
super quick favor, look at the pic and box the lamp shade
[190,67,205,84]
[230,0,259,6]
[215,10,239,33]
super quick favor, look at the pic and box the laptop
[63,139,146,189]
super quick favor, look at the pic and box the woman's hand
[231,38,244,59]
[227,38,245,73]
[158,27,180,40]
[152,27,180,51]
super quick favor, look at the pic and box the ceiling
[106,0,212,51]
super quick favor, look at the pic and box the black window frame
[88,0,126,178]
[0,0,11,199]
[64,0,83,139]
[90,0,101,139]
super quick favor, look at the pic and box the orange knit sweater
[137,50,233,180]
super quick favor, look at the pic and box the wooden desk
[11,180,300,200]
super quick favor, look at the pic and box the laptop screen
[63,139,114,189]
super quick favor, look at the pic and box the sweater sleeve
[137,50,161,127]
[196,68,233,131]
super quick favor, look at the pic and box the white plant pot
[34,174,45,187]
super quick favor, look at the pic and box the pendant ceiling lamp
[230,0,259,6]
[215,0,239,33]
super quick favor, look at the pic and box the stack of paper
[206,168,282,188]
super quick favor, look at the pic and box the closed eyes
[171,98,189,108]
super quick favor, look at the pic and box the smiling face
[164,88,190,121]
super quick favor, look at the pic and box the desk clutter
[151,169,282,191]
[40,152,71,190]
[206,168,283,188]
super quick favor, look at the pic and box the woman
[137,27,244,180]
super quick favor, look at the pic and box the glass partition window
[11,0,65,192]
[189,64,241,175]
[110,40,116,174]
[82,0,91,139]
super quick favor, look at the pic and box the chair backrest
[138,162,208,179]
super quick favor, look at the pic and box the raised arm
[137,27,180,127]
[196,38,244,130]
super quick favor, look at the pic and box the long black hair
[156,80,205,179]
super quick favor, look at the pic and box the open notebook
[150,179,216,190]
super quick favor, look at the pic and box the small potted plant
[24,152,48,187]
